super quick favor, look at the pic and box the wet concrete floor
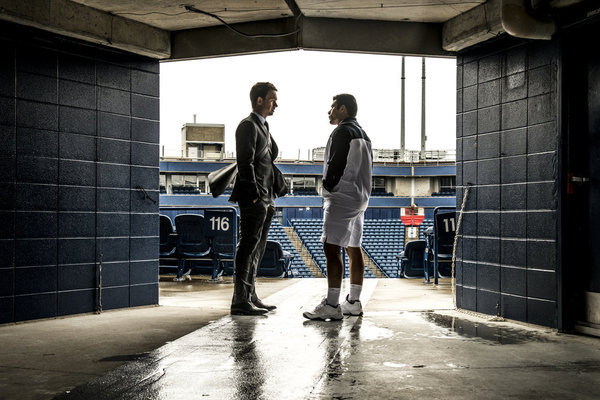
[53,279,600,400]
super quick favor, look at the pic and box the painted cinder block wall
[0,22,160,323]
[455,37,560,327]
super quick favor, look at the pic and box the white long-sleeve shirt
[322,118,373,210]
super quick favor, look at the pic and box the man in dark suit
[229,82,281,315]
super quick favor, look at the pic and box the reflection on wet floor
[98,353,151,363]
[231,318,264,400]
[423,312,550,344]
[53,280,600,400]
[55,280,377,400]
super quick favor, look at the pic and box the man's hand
[253,198,259,204]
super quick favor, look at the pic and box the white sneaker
[173,276,185,282]
[183,271,192,281]
[341,295,363,316]
[303,298,343,321]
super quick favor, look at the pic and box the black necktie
[264,122,272,159]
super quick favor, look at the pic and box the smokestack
[193,114,196,123]
[420,57,426,159]
[401,56,406,154]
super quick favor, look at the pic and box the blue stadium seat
[268,219,313,278]
[398,239,426,278]
[159,215,176,258]
[211,235,235,279]
[258,240,293,278]
[174,214,212,279]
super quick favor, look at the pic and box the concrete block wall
[455,37,560,327]
[0,22,160,323]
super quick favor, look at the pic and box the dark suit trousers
[232,198,275,305]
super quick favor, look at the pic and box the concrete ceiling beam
[0,0,170,59]
[442,0,504,52]
[301,17,450,57]
[171,16,451,61]
[171,17,299,60]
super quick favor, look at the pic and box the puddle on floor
[422,313,549,344]
[98,352,151,362]
[357,320,395,341]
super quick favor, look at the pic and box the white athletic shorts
[320,199,365,248]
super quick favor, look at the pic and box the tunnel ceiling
[70,0,482,30]
[0,0,587,60]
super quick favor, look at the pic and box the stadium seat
[159,215,176,258]
[268,219,312,278]
[398,239,426,279]
[174,214,212,280]
[211,235,235,279]
[258,240,293,278]
[433,208,456,278]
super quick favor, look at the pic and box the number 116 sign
[204,209,236,237]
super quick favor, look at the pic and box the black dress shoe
[231,301,269,315]
[252,298,277,311]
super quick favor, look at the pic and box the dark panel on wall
[14,293,57,322]
[455,37,559,328]
[130,283,159,307]
[0,21,160,323]
[58,289,96,316]
[101,287,130,311]
[0,297,14,324]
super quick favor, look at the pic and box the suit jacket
[229,113,279,205]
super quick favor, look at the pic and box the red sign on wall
[400,206,424,226]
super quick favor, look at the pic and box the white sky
[160,50,456,160]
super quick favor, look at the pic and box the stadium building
[159,121,456,279]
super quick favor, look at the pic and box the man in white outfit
[303,94,373,321]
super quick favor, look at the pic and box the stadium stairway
[364,254,386,278]
[290,219,380,278]
[267,220,315,278]
[283,226,323,278]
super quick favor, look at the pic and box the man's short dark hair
[333,94,358,118]
[250,82,277,108]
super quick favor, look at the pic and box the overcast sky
[160,50,456,160]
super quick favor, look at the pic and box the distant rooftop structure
[169,116,455,164]
[161,147,456,164]
[180,114,225,160]
[312,148,456,163]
